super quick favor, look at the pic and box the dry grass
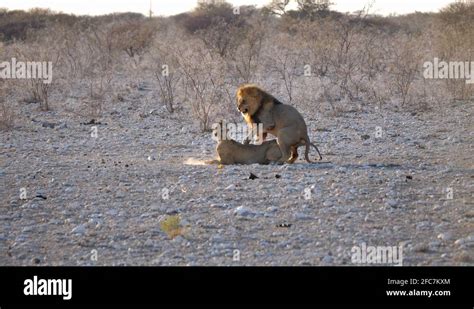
[0,100,15,130]
[453,252,473,264]
[0,1,472,130]
[0,81,14,130]
[160,215,185,239]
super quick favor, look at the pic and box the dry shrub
[179,0,237,34]
[54,22,118,119]
[0,8,78,42]
[294,14,380,112]
[0,41,14,130]
[266,0,291,16]
[12,33,60,111]
[387,34,424,106]
[295,8,442,112]
[286,15,376,114]
[149,22,188,113]
[0,80,15,130]
[266,33,304,105]
[178,1,252,59]
[2,1,473,128]
[228,14,267,84]
[152,45,182,113]
[195,17,242,58]
[177,39,233,131]
[0,101,14,130]
[437,1,474,100]
[327,12,373,102]
[109,20,156,61]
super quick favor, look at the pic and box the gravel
[0,96,472,266]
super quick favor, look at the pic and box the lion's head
[236,84,266,116]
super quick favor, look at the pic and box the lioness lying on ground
[236,84,322,164]
[206,119,283,165]
[207,139,282,165]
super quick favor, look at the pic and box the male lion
[236,84,322,163]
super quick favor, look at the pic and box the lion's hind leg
[288,146,299,164]
[276,127,300,164]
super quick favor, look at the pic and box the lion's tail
[303,136,322,163]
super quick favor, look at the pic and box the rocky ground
[1,89,473,266]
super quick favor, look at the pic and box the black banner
[0,267,472,306]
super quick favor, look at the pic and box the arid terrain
[1,90,472,266]
[0,1,473,266]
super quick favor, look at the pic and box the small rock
[210,203,228,209]
[429,241,441,249]
[210,235,225,243]
[22,226,34,233]
[42,122,56,129]
[437,233,453,241]
[21,202,39,209]
[266,206,278,213]
[386,199,398,208]
[57,123,67,129]
[88,218,102,227]
[454,235,474,247]
[323,201,333,207]
[322,255,333,263]
[172,236,185,244]
[34,194,47,200]
[165,209,180,215]
[413,243,430,253]
[71,224,86,235]
[416,221,431,230]
[294,212,312,220]
[115,191,126,199]
[31,257,41,265]
[225,184,235,190]
[14,234,28,243]
[106,209,118,216]
[248,173,259,180]
[234,206,257,218]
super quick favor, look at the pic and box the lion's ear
[248,87,260,97]
[237,86,249,97]
[238,85,258,98]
